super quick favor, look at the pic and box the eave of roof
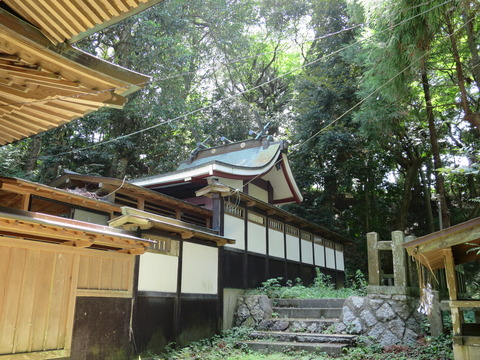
[50,172,213,218]
[196,183,350,245]
[0,8,150,146]
[403,217,480,270]
[0,206,153,254]
[0,176,121,213]
[2,0,165,45]
[110,207,234,246]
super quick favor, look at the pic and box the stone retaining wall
[334,295,425,346]
[234,295,272,327]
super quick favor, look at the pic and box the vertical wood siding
[0,239,78,355]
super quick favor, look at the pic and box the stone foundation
[234,295,272,327]
[334,295,425,346]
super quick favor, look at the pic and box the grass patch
[245,270,367,299]
[142,328,453,360]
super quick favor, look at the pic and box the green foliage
[144,328,453,360]
[245,269,366,299]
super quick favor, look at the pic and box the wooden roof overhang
[196,183,351,245]
[403,217,480,270]
[0,176,121,214]
[0,206,154,254]
[2,0,165,45]
[50,172,214,218]
[0,7,151,146]
[110,207,235,246]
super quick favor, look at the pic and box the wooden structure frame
[0,174,232,358]
[0,179,155,359]
[0,2,159,145]
[403,218,480,360]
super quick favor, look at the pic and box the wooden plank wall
[77,252,134,298]
[0,238,78,357]
[0,237,135,358]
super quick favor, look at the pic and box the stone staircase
[239,298,356,355]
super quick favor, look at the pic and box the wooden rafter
[0,209,153,253]
[0,7,151,146]
[2,0,165,45]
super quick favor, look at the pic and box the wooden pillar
[367,232,380,286]
[444,248,461,336]
[21,193,30,210]
[391,231,407,287]
[137,197,145,211]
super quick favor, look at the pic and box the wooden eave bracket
[195,184,231,198]
[109,215,153,230]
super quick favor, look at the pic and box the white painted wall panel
[314,243,325,267]
[268,229,284,258]
[247,222,266,254]
[249,184,269,202]
[325,247,335,269]
[286,234,300,261]
[219,178,243,190]
[182,242,218,294]
[138,252,178,293]
[224,214,245,250]
[301,240,314,265]
[336,250,345,271]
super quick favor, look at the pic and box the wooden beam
[444,248,458,300]
[181,231,194,239]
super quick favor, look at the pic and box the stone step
[273,298,346,309]
[257,318,338,333]
[250,330,356,344]
[272,307,342,319]
[239,340,348,355]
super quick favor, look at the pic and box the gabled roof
[2,0,165,45]
[133,138,304,205]
[0,4,152,146]
[403,217,480,270]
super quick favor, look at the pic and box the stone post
[367,232,380,286]
[428,290,443,336]
[391,231,407,287]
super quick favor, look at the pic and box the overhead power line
[41,0,453,159]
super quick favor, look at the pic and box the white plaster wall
[248,184,269,203]
[247,222,266,254]
[268,229,284,258]
[224,214,245,250]
[219,178,243,190]
[138,252,178,293]
[336,250,345,271]
[314,243,325,267]
[181,242,218,294]
[325,247,336,269]
[301,240,314,265]
[286,234,300,261]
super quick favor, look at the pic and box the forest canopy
[1,0,478,273]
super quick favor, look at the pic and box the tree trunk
[461,0,480,91]
[25,135,42,173]
[445,9,480,131]
[419,166,435,233]
[421,68,450,228]
[397,156,422,231]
